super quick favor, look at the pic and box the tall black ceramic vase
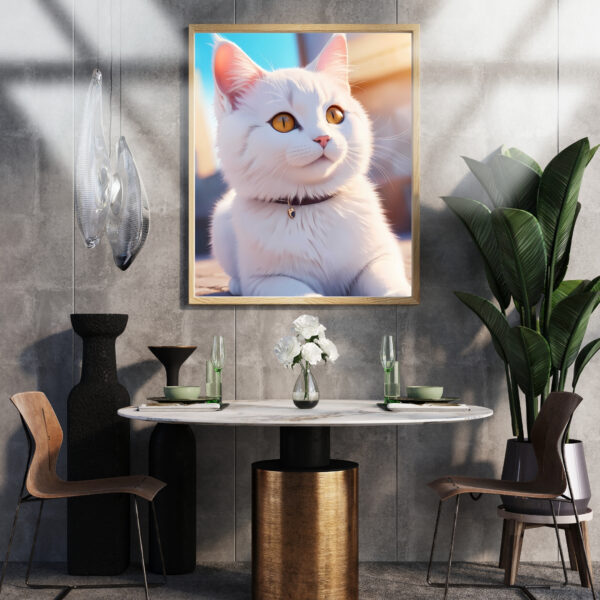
[147,346,197,575]
[67,314,130,575]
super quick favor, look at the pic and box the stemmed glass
[380,335,399,401]
[206,336,224,401]
[210,335,225,373]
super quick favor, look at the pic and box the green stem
[558,368,567,392]
[304,362,309,401]
[505,363,520,439]
[525,390,537,438]
[543,261,555,338]
[551,368,559,392]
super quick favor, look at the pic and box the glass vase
[292,363,319,409]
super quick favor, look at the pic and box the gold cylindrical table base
[252,459,358,600]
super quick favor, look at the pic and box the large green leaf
[551,279,587,310]
[506,326,551,397]
[463,156,502,207]
[444,197,511,309]
[584,276,600,293]
[572,338,600,390]
[548,291,600,372]
[492,208,547,316]
[553,202,581,288]
[537,138,590,278]
[491,154,540,214]
[502,146,543,176]
[454,291,511,360]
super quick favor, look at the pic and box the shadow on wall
[0,332,160,561]
[395,152,512,561]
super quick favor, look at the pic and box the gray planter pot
[501,438,591,516]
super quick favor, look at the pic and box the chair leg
[427,500,443,586]
[0,497,23,593]
[565,462,596,599]
[25,499,45,586]
[133,498,150,600]
[150,502,167,583]
[565,526,579,571]
[504,520,525,586]
[570,521,593,589]
[444,495,460,600]
[549,500,569,587]
[498,519,508,569]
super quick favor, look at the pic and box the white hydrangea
[317,337,339,363]
[301,342,323,366]
[293,314,325,340]
[273,335,301,368]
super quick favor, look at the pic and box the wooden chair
[426,391,595,599]
[0,391,167,599]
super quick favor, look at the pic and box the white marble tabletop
[118,399,493,427]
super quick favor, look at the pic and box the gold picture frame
[188,24,420,305]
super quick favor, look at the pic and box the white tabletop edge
[118,399,493,427]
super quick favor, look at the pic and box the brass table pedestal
[252,459,358,600]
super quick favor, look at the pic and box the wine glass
[380,335,398,401]
[380,335,395,372]
[211,335,225,373]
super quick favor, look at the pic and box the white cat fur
[210,33,411,297]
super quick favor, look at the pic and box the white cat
[210,33,410,297]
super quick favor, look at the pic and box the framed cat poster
[188,25,420,304]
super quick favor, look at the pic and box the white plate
[137,403,222,411]
[384,402,470,412]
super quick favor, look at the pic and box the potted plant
[445,138,599,515]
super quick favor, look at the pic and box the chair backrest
[530,391,582,495]
[10,391,63,498]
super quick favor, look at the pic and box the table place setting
[378,335,470,412]
[137,401,228,412]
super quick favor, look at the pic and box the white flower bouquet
[274,315,339,369]
[274,315,339,407]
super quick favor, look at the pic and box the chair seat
[30,475,166,502]
[428,475,563,502]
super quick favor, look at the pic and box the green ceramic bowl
[164,386,202,400]
[406,386,444,400]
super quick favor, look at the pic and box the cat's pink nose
[313,135,330,148]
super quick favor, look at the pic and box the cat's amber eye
[270,112,296,133]
[326,105,344,124]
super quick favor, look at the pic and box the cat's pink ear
[213,38,263,111]
[308,34,349,90]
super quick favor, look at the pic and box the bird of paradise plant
[446,138,600,440]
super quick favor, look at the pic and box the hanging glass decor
[75,69,150,270]
[75,69,111,248]
[106,137,150,270]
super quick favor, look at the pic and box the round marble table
[119,400,493,599]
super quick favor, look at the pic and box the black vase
[147,345,197,574]
[501,438,592,516]
[67,313,130,575]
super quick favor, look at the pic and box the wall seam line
[557,0,560,153]
[71,0,76,387]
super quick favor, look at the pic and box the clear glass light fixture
[75,69,150,269]
[75,69,111,248]
[107,137,150,270]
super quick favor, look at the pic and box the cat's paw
[229,277,242,296]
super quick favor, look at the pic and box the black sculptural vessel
[148,345,197,574]
[67,313,130,575]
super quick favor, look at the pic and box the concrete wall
[1,0,599,563]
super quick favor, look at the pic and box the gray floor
[0,562,597,599]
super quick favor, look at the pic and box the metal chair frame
[0,415,167,600]
[426,419,596,600]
